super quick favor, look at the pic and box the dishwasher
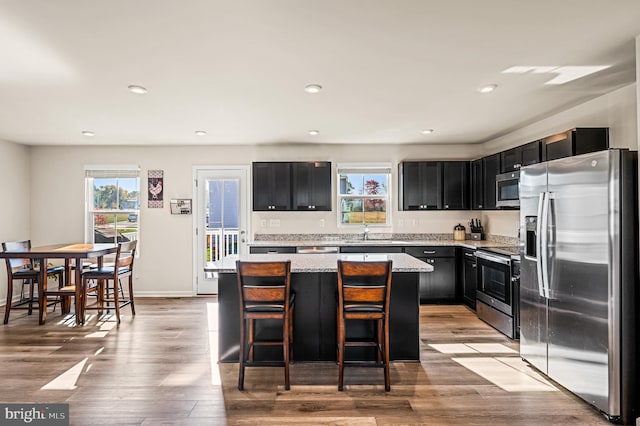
[296,246,339,254]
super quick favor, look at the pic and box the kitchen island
[215,252,432,363]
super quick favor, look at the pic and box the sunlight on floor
[429,343,517,354]
[453,357,557,392]
[41,358,88,390]
[207,302,222,386]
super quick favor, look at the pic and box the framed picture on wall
[148,169,163,208]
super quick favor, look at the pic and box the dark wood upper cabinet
[252,162,292,211]
[400,161,469,211]
[482,153,501,210]
[400,161,442,210]
[291,162,331,211]
[253,161,332,211]
[471,159,484,210]
[500,140,541,172]
[543,127,609,162]
[442,161,469,210]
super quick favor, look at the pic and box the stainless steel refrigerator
[519,149,638,424]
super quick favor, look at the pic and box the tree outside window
[338,165,391,226]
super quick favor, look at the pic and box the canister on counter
[453,223,466,241]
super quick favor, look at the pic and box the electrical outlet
[412,219,417,227]
[319,219,325,228]
[260,219,267,228]
[398,219,404,227]
[269,219,280,227]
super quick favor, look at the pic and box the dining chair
[2,240,66,324]
[81,240,137,324]
[236,260,294,390]
[336,259,393,391]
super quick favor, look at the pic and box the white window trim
[336,162,392,228]
[84,165,141,245]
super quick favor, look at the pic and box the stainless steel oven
[495,171,520,208]
[475,247,520,339]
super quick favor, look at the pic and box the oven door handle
[474,251,510,266]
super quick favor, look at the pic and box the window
[337,163,392,226]
[85,165,140,245]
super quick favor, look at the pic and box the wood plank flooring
[0,298,613,425]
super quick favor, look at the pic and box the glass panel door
[195,167,248,294]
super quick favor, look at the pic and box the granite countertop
[248,239,515,250]
[211,252,434,273]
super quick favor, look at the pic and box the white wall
[0,139,32,303]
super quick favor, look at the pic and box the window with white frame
[337,163,392,226]
[85,165,140,245]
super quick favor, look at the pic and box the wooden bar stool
[2,240,66,324]
[336,259,393,391]
[236,260,294,390]
[81,240,137,324]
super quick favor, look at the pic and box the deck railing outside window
[206,228,239,263]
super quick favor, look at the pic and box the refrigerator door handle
[536,192,546,298]
[541,191,551,299]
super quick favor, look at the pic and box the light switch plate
[269,219,280,227]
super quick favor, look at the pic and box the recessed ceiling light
[127,85,148,94]
[81,131,95,137]
[304,84,322,94]
[421,129,434,135]
[478,84,497,93]
[308,130,320,136]
[195,130,207,136]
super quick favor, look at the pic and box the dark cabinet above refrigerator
[543,127,609,162]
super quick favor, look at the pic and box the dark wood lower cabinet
[404,247,457,304]
[461,248,477,309]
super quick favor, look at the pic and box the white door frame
[192,165,250,295]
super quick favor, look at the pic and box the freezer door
[519,162,548,374]
[546,150,613,414]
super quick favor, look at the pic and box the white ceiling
[1,1,640,146]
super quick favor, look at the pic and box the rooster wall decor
[148,169,164,208]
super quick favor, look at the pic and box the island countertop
[211,252,433,273]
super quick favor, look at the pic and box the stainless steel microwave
[495,171,520,208]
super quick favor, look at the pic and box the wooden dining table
[0,243,117,325]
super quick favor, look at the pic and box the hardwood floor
[0,298,613,425]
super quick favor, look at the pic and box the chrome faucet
[363,224,369,240]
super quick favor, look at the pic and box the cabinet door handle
[423,250,436,254]
[465,252,474,257]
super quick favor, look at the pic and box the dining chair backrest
[2,240,33,271]
[236,261,291,312]
[116,240,137,273]
[337,260,393,313]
